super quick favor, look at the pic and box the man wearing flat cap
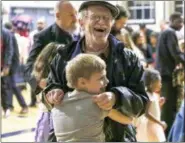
[42,1,148,142]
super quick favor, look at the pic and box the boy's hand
[46,89,64,105]
[92,92,116,110]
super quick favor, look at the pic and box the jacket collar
[51,23,73,43]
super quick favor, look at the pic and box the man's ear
[56,12,60,20]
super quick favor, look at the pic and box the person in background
[25,0,79,141]
[31,42,60,142]
[139,23,153,45]
[110,5,129,36]
[25,0,79,106]
[43,1,148,142]
[155,12,185,136]
[134,69,166,142]
[3,22,28,114]
[132,31,154,68]
[28,18,46,107]
[149,32,159,66]
[29,17,46,48]
[1,27,14,118]
[168,100,184,142]
[159,20,169,32]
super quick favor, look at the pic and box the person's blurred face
[172,17,184,31]
[150,36,157,46]
[80,5,114,44]
[115,17,128,31]
[150,79,162,93]
[56,1,77,33]
[136,32,145,46]
[37,22,45,31]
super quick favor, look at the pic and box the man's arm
[167,31,185,67]
[111,51,149,118]
[25,33,47,90]
[107,109,133,125]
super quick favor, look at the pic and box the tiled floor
[1,88,39,142]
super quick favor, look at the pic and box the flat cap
[79,1,119,18]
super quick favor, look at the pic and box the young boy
[51,54,133,142]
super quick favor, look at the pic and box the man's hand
[92,92,116,110]
[46,89,64,105]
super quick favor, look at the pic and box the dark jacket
[1,28,14,69]
[10,32,20,74]
[25,23,73,90]
[156,27,185,77]
[43,35,149,142]
[139,44,154,64]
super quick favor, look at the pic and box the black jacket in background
[156,27,185,77]
[25,23,73,90]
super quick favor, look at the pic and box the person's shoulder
[34,23,55,38]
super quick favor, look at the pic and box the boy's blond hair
[66,54,106,88]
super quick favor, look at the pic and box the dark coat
[25,23,73,90]
[156,27,185,77]
[1,28,14,69]
[43,35,149,142]
[10,32,20,74]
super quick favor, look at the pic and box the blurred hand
[39,78,47,89]
[161,121,167,130]
[159,97,166,109]
[46,89,64,105]
[92,92,116,110]
[2,67,10,76]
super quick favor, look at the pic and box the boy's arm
[107,109,133,125]
[145,101,167,130]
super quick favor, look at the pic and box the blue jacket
[44,35,149,142]
[168,100,184,142]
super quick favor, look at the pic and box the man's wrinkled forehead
[87,5,112,16]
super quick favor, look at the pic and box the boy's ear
[78,77,87,85]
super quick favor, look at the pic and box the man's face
[81,6,114,44]
[172,17,184,31]
[37,22,45,31]
[57,2,77,32]
[115,17,128,31]
[83,70,109,94]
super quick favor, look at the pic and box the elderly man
[25,0,78,104]
[44,1,148,142]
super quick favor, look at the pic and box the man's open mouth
[94,28,106,33]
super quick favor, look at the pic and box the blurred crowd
[1,1,184,142]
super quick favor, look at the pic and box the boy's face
[83,70,109,94]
